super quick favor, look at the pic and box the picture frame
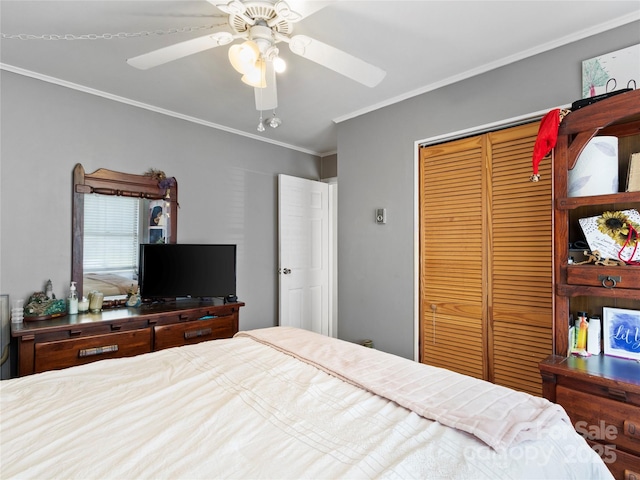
[603,307,640,361]
[627,152,640,192]
[582,44,639,98]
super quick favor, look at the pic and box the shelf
[557,192,640,210]
[540,354,640,391]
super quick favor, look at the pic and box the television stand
[11,299,244,377]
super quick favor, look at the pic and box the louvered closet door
[420,121,552,395]
[419,136,486,380]
[488,123,552,397]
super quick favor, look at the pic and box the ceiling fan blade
[127,32,235,70]
[287,35,386,88]
[206,0,255,24]
[255,61,278,111]
[206,0,245,15]
[278,0,334,20]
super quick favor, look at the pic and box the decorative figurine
[45,279,53,300]
[126,284,141,308]
[24,291,67,320]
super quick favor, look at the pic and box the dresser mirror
[72,164,178,299]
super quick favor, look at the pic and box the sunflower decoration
[597,211,640,247]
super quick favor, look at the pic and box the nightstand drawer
[154,316,236,350]
[34,329,152,373]
[557,385,640,456]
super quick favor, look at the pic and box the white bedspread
[0,327,612,479]
[237,327,569,452]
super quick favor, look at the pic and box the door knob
[280,268,292,275]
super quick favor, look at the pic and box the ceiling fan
[127,0,386,115]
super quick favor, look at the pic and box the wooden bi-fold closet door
[419,121,552,396]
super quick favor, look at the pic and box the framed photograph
[603,307,640,361]
[149,228,164,244]
[149,199,165,227]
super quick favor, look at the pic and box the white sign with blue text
[603,307,640,361]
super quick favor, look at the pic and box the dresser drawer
[34,329,152,373]
[557,385,640,456]
[566,265,640,290]
[154,315,236,350]
[594,442,640,480]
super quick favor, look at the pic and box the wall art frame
[603,306,640,361]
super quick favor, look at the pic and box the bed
[83,272,136,297]
[0,327,612,479]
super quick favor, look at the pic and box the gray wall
[320,153,338,179]
[0,71,319,338]
[336,22,640,359]
[1,21,638,374]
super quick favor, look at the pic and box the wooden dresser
[11,299,243,376]
[539,89,640,480]
[540,355,640,479]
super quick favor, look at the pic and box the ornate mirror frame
[72,163,178,297]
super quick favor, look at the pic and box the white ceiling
[1,1,639,155]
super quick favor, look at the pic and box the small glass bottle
[576,311,588,350]
[68,281,78,315]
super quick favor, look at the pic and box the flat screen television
[138,243,236,300]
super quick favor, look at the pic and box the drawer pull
[78,345,118,357]
[598,274,620,288]
[184,328,212,340]
[624,470,639,480]
[179,314,189,321]
[624,420,640,440]
[607,388,627,402]
[111,324,122,331]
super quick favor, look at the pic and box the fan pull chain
[1,24,226,41]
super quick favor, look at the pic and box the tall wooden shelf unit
[539,89,640,480]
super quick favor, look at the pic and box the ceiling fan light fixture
[241,58,266,88]
[228,40,260,74]
[273,56,286,73]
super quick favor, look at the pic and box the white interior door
[278,174,329,335]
